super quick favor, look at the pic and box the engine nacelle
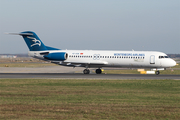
[44,52,68,61]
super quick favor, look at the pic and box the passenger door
[150,55,155,64]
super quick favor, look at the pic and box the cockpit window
[161,56,164,58]
[159,56,169,59]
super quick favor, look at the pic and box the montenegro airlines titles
[8,31,176,75]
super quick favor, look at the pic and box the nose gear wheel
[96,69,102,74]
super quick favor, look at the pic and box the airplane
[7,31,176,75]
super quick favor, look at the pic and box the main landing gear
[83,69,90,74]
[83,68,102,74]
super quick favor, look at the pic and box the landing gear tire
[83,69,90,74]
[96,69,102,74]
[156,71,160,75]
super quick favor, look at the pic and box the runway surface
[0,73,179,79]
[0,66,179,79]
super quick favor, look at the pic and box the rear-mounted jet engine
[44,52,68,61]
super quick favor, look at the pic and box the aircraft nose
[170,59,176,67]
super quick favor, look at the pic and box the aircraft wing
[52,61,108,67]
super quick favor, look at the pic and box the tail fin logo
[27,36,41,47]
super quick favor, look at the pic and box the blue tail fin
[18,31,59,51]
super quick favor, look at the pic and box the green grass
[172,63,180,68]
[0,79,180,119]
[159,69,180,74]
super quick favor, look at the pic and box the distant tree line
[167,54,180,58]
[0,54,29,57]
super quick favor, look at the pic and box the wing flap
[65,61,108,65]
[51,61,108,67]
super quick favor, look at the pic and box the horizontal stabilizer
[6,32,60,51]
[5,32,33,36]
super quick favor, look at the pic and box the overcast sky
[0,0,179,54]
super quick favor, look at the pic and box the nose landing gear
[95,69,102,74]
[155,71,160,75]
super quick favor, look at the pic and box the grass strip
[0,79,180,119]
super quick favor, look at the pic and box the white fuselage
[9,31,177,74]
[28,50,176,69]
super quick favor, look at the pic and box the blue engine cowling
[44,52,68,61]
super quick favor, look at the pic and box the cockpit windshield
[159,56,169,59]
